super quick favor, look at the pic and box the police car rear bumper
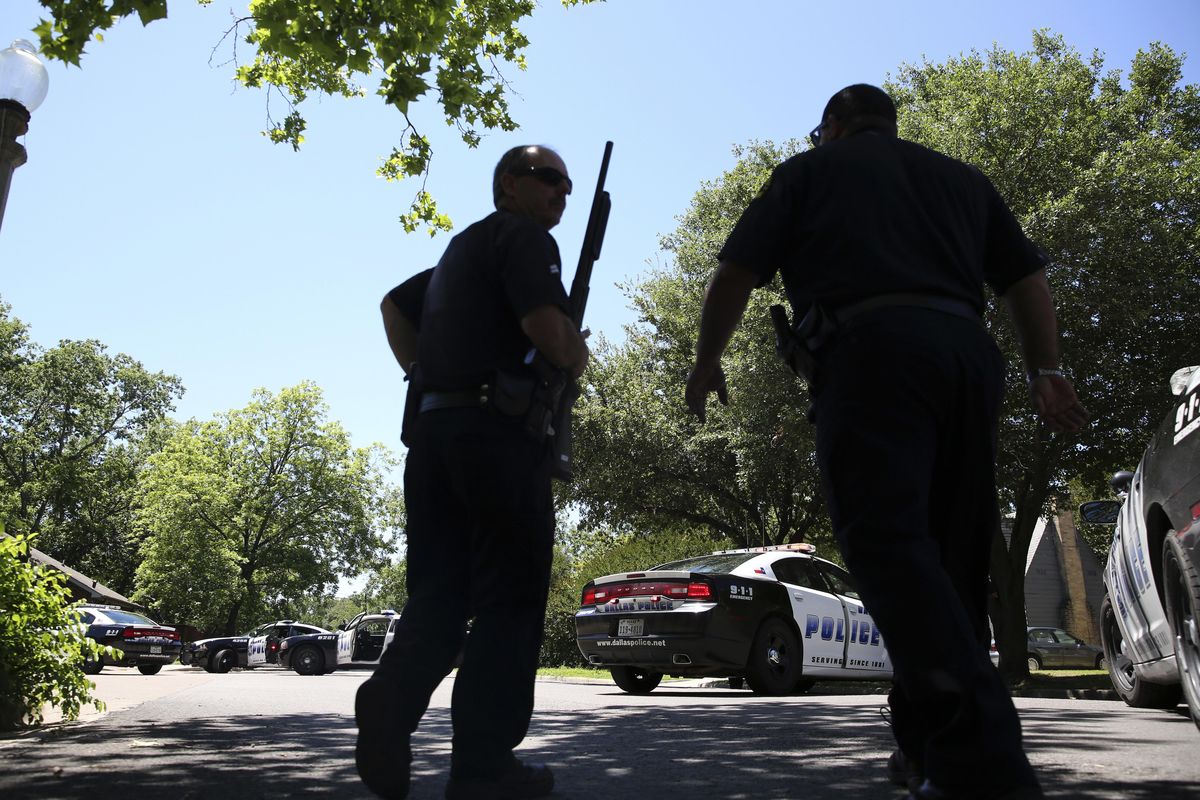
[574,605,749,673]
[109,643,182,665]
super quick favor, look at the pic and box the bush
[0,533,108,729]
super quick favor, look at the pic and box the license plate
[617,619,644,637]
[150,646,162,654]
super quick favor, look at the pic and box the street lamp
[0,39,49,234]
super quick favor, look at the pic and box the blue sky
[2,0,1198,467]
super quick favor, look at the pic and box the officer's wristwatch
[1027,367,1064,385]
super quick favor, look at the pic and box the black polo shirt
[719,130,1046,315]
[386,268,433,327]
[418,210,567,390]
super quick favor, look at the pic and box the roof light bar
[711,542,816,556]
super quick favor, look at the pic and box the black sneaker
[355,676,412,800]
[444,760,554,800]
[886,749,922,791]
[907,779,1044,800]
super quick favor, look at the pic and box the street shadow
[0,690,1195,799]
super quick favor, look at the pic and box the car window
[1029,629,1055,644]
[359,619,388,636]
[816,562,861,600]
[77,611,95,624]
[103,610,159,625]
[293,626,320,635]
[772,558,830,592]
[652,553,756,574]
[1053,630,1080,645]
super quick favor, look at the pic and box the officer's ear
[499,172,519,201]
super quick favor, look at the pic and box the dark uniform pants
[377,407,555,780]
[813,307,1039,795]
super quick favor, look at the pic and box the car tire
[82,658,103,676]
[1100,594,1182,709]
[610,666,662,694]
[1163,533,1200,731]
[1095,654,1106,671]
[211,649,236,674]
[137,664,163,676]
[292,645,325,676]
[1027,655,1042,672]
[745,617,803,696]
[727,676,745,690]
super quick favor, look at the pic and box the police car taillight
[685,582,713,600]
[581,586,597,606]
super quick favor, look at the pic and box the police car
[183,620,329,673]
[77,604,182,675]
[1081,364,1200,730]
[575,543,892,695]
[278,610,398,675]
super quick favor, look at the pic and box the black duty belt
[833,293,981,326]
[419,385,490,413]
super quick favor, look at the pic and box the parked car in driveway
[182,620,329,673]
[78,604,182,675]
[1025,627,1105,671]
[1080,364,1200,730]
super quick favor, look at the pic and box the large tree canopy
[0,301,182,595]
[31,0,598,233]
[566,141,833,552]
[133,382,400,634]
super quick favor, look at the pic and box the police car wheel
[610,666,662,694]
[746,617,803,696]
[1100,594,1182,709]
[137,664,163,675]
[1163,533,1200,730]
[292,645,325,676]
[1027,655,1042,672]
[81,658,103,676]
[212,649,236,674]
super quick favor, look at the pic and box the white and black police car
[575,543,893,695]
[182,620,329,673]
[1082,364,1200,730]
[278,610,398,675]
[77,604,182,675]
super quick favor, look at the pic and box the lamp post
[0,39,49,234]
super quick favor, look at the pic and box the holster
[770,304,837,383]
[400,365,423,447]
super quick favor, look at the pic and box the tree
[0,301,183,596]
[31,0,600,233]
[566,142,834,551]
[133,382,399,634]
[0,533,110,729]
[887,33,1200,678]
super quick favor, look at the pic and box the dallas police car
[77,604,182,675]
[575,543,892,695]
[278,610,398,675]
[1081,364,1200,730]
[183,620,329,673]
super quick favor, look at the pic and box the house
[2,533,142,610]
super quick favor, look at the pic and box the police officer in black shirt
[685,85,1087,800]
[358,145,588,800]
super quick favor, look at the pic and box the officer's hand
[685,362,729,423]
[1029,375,1090,433]
[570,342,590,380]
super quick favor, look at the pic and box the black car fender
[703,575,799,661]
[280,633,339,670]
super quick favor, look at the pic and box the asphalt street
[1,665,1196,799]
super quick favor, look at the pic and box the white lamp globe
[0,40,50,113]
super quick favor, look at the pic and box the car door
[814,561,892,677]
[247,625,286,666]
[1051,629,1089,668]
[769,557,850,675]
[1027,628,1058,666]
[351,617,389,664]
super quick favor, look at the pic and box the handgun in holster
[400,365,423,447]
[769,303,838,384]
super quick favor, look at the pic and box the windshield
[104,610,160,626]
[652,553,754,574]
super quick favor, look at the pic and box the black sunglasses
[511,165,573,194]
[809,122,825,147]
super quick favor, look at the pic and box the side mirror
[1169,366,1199,396]
[1110,471,1135,494]
[1079,500,1122,525]
[337,622,347,631]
